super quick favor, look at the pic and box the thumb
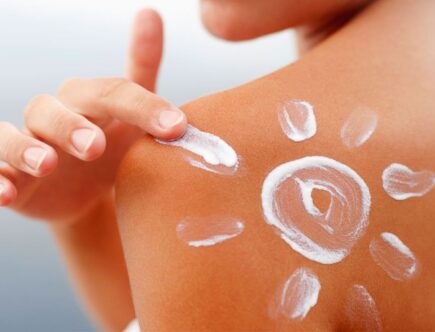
[127,8,163,92]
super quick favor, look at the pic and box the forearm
[50,193,134,331]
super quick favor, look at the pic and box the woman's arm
[51,194,134,331]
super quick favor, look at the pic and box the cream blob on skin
[278,100,317,142]
[340,108,378,148]
[369,232,418,281]
[157,125,239,175]
[123,319,139,332]
[382,163,435,200]
[261,156,371,264]
[269,267,321,321]
[176,216,245,247]
[345,285,382,332]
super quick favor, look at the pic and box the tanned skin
[116,0,435,331]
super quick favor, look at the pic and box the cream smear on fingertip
[369,232,418,281]
[278,100,317,142]
[176,216,245,247]
[269,267,321,321]
[340,108,378,148]
[261,156,371,264]
[157,125,239,175]
[382,163,435,200]
[345,285,382,332]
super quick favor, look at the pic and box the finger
[127,8,163,92]
[0,174,17,206]
[24,94,106,161]
[0,122,58,177]
[58,78,187,140]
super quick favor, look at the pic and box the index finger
[58,77,187,140]
[127,8,163,92]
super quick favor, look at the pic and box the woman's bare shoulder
[115,71,435,330]
[115,4,435,327]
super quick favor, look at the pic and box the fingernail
[71,128,97,154]
[158,109,184,130]
[23,147,48,171]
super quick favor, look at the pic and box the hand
[0,9,185,223]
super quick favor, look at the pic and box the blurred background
[0,0,297,330]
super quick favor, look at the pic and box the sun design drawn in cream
[159,99,433,329]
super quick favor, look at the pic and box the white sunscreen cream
[340,108,378,148]
[345,285,382,332]
[261,156,371,264]
[269,267,320,321]
[123,319,140,332]
[176,216,244,247]
[369,232,418,281]
[382,163,434,200]
[278,100,317,142]
[157,125,239,175]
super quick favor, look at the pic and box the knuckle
[129,95,149,116]
[27,94,53,109]
[97,78,130,100]
[50,108,67,129]
[0,121,14,134]
[24,94,53,121]
[51,113,80,141]
[24,95,74,139]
